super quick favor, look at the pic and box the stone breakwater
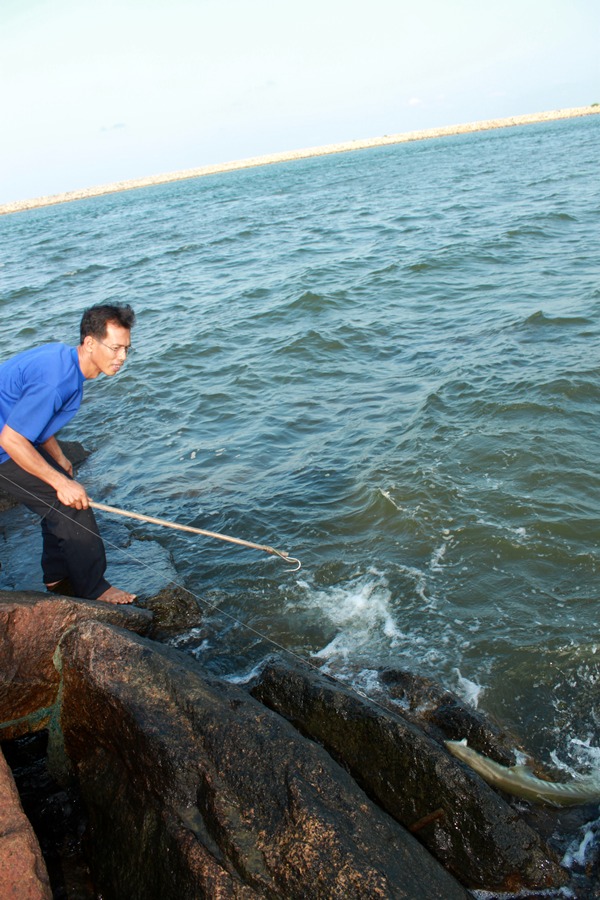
[2,105,599,216]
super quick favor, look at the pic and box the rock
[2,731,95,899]
[138,583,204,640]
[0,591,152,740]
[250,656,568,893]
[56,620,469,899]
[0,441,90,512]
[378,667,519,765]
[0,746,52,899]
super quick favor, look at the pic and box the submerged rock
[56,620,469,899]
[250,656,568,893]
[377,667,519,765]
[137,582,205,640]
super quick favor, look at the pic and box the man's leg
[0,453,113,600]
[40,502,111,599]
[40,517,75,593]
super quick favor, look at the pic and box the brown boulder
[56,620,469,899]
[0,591,152,740]
[0,747,52,899]
[250,657,568,893]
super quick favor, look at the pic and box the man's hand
[55,476,89,509]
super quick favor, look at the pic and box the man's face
[84,321,132,377]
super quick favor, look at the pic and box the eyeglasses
[96,340,134,357]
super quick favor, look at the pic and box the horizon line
[2,105,599,216]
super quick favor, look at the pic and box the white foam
[395,562,438,608]
[379,487,404,511]
[223,660,266,684]
[452,668,484,708]
[430,542,447,571]
[571,738,600,760]
[562,820,600,870]
[300,570,406,665]
[555,737,600,775]
[471,890,576,899]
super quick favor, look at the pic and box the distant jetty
[2,105,599,216]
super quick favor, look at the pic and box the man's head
[80,303,135,343]
[78,303,136,379]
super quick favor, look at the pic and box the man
[0,303,136,604]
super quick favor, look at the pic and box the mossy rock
[139,584,204,639]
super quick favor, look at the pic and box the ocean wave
[522,310,593,327]
[3,284,47,301]
[163,242,204,257]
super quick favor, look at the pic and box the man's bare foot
[96,585,137,605]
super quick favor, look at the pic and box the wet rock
[0,746,52,899]
[250,656,568,893]
[0,592,152,740]
[138,583,204,640]
[2,731,95,899]
[0,442,90,512]
[56,620,469,899]
[378,667,519,764]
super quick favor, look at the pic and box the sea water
[1,116,599,783]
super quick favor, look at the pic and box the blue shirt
[0,343,85,464]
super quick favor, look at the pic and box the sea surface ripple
[1,115,600,772]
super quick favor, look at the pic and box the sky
[1,0,598,205]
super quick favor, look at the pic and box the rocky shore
[1,447,599,895]
[1,584,599,898]
[1,105,598,217]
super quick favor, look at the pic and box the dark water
[1,116,599,788]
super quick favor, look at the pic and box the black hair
[80,304,135,343]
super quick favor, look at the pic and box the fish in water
[445,739,600,807]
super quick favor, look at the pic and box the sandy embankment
[2,105,599,216]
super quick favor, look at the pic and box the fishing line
[1,470,306,660]
[0,470,401,716]
[84,516,419,737]
[94,526,402,718]
[0,470,300,570]
[0,471,316,658]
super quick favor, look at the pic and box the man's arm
[41,435,74,477]
[0,424,89,509]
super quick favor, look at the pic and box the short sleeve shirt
[0,343,85,464]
